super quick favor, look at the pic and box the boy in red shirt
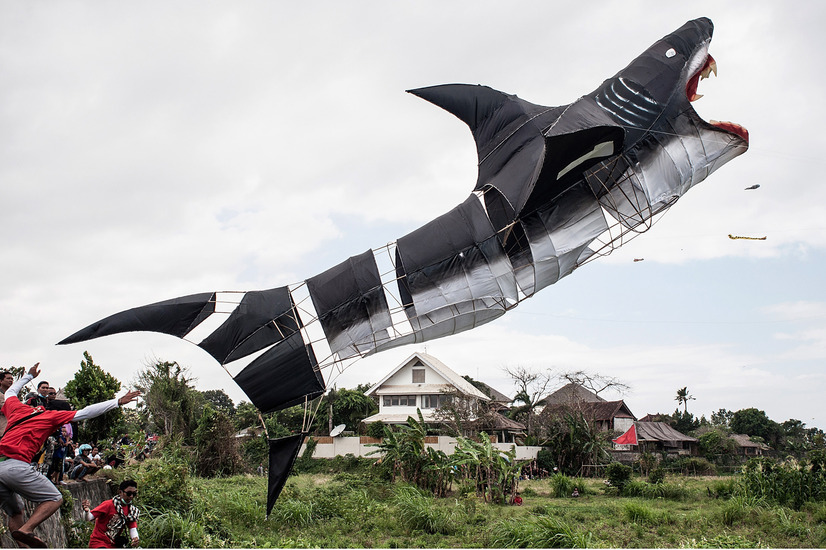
[82,480,140,548]
[0,363,140,548]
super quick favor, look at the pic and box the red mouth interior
[686,54,749,144]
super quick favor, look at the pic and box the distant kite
[59,17,748,513]
[744,184,760,190]
[729,234,766,240]
[633,258,645,262]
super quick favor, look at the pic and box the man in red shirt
[0,363,140,548]
[82,480,140,548]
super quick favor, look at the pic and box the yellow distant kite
[728,234,766,240]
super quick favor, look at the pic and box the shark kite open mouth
[688,53,749,143]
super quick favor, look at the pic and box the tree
[541,410,610,475]
[670,408,700,435]
[560,370,629,398]
[134,360,203,440]
[200,389,235,417]
[234,401,259,430]
[730,407,782,447]
[193,404,245,477]
[505,365,553,437]
[675,387,695,413]
[710,408,734,428]
[64,351,122,443]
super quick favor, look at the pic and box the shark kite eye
[665,48,676,58]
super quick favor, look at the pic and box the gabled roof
[635,421,697,443]
[365,352,490,401]
[544,382,606,405]
[542,399,635,422]
[730,434,771,450]
[471,380,512,403]
[483,412,526,432]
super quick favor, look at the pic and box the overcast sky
[3,1,825,431]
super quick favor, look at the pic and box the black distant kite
[60,17,748,513]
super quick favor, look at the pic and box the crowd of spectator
[18,385,157,486]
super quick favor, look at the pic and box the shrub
[622,480,689,500]
[366,421,385,439]
[679,457,717,476]
[648,467,666,485]
[605,462,633,491]
[550,473,573,498]
[121,439,193,513]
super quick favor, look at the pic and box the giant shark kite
[60,17,748,512]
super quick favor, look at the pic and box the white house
[362,352,493,424]
[306,352,537,459]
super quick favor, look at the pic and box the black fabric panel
[306,250,392,357]
[478,126,546,215]
[57,292,215,345]
[266,433,306,516]
[396,195,495,273]
[198,286,300,364]
[232,332,324,413]
[306,250,383,317]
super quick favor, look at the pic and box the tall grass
[393,485,460,535]
[490,515,592,548]
[622,479,690,500]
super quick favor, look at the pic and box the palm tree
[675,387,695,413]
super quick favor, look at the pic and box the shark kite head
[591,17,749,199]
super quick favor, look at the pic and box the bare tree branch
[558,370,629,397]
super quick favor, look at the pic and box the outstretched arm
[74,390,142,421]
[5,362,39,399]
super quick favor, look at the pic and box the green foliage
[669,408,700,434]
[193,404,245,477]
[737,456,826,509]
[64,351,122,442]
[240,435,268,468]
[731,407,782,446]
[648,467,666,485]
[366,420,386,439]
[679,457,718,476]
[200,389,235,417]
[317,387,377,433]
[621,479,690,500]
[140,509,221,548]
[393,485,459,535]
[623,501,669,525]
[490,515,592,548]
[550,472,573,498]
[120,437,194,513]
[540,411,610,475]
[293,437,318,473]
[710,408,734,428]
[233,401,259,430]
[699,428,738,465]
[605,462,632,491]
[135,360,203,440]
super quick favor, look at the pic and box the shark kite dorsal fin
[407,84,518,133]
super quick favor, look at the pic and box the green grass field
[172,473,826,548]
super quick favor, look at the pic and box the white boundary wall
[302,436,541,461]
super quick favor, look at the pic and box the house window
[412,368,425,383]
[383,395,417,407]
[422,394,450,408]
